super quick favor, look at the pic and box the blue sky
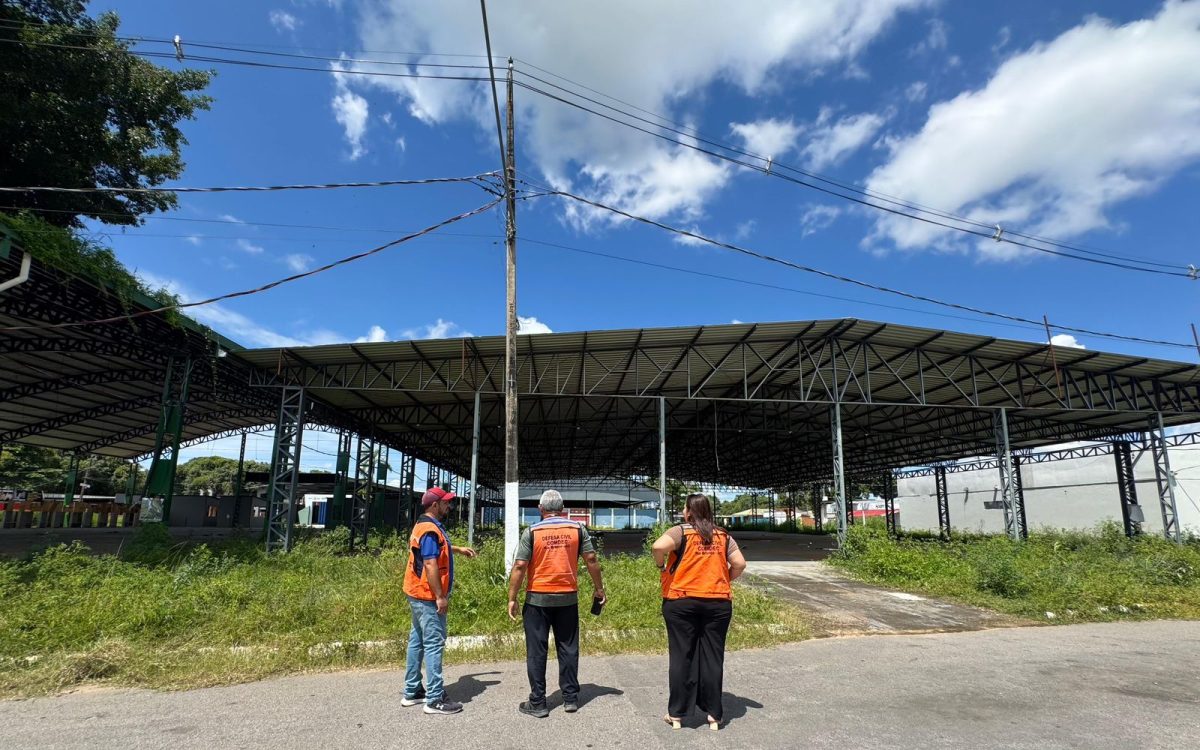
[78,1,1199,470]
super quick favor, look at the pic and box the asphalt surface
[5,621,1198,749]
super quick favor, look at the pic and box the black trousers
[662,597,733,721]
[523,602,580,705]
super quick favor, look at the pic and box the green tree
[0,0,213,227]
[175,456,269,496]
[0,444,66,491]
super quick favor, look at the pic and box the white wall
[896,444,1200,536]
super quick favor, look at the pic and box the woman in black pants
[652,493,747,731]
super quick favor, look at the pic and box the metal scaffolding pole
[1012,455,1029,540]
[403,454,417,527]
[1113,440,1143,538]
[330,430,352,531]
[374,446,389,530]
[349,434,375,552]
[831,403,847,547]
[231,430,247,528]
[883,471,897,537]
[468,390,481,546]
[142,357,191,523]
[659,396,667,524]
[1148,413,1181,543]
[812,484,823,531]
[994,408,1023,541]
[935,465,950,541]
[265,387,306,553]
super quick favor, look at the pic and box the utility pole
[502,57,520,570]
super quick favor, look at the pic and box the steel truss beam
[248,332,1200,416]
[1148,413,1181,543]
[265,387,306,553]
[1113,441,1143,538]
[349,434,375,552]
[935,466,950,540]
[1012,455,1029,540]
[883,471,897,537]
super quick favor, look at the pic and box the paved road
[6,621,1198,749]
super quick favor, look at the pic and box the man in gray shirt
[507,489,605,718]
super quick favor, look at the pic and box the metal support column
[403,454,417,527]
[329,430,352,531]
[265,387,306,553]
[468,390,481,546]
[658,396,667,525]
[142,357,192,523]
[1113,440,1143,537]
[1012,455,1029,540]
[1148,413,1181,543]
[883,471,897,538]
[935,466,950,541]
[812,484,823,531]
[349,434,375,552]
[994,408,1023,541]
[373,447,388,530]
[231,430,247,528]
[831,403,847,547]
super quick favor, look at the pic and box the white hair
[538,489,564,512]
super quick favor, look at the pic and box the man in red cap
[402,486,476,715]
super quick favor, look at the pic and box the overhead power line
[511,79,1192,279]
[509,65,1189,274]
[0,198,502,333]
[0,173,496,195]
[530,186,1194,351]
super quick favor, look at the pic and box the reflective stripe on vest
[663,526,731,600]
[403,518,451,601]
[527,520,583,594]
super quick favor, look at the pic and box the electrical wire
[0,198,502,333]
[512,79,1192,279]
[0,173,496,195]
[530,187,1196,350]
[4,27,1190,273]
[510,65,1189,273]
[520,236,1051,338]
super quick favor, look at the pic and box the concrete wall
[896,445,1200,536]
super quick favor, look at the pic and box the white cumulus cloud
[866,2,1200,258]
[269,10,300,32]
[1050,333,1085,349]
[800,203,844,236]
[236,239,265,255]
[284,253,314,272]
[400,318,473,339]
[356,324,389,343]
[801,108,888,170]
[729,118,803,158]
[331,61,370,160]
[518,316,553,334]
[341,0,929,223]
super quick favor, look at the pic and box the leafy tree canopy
[0,0,213,227]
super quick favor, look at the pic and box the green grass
[0,524,809,697]
[830,522,1200,623]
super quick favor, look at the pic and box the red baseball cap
[421,487,457,507]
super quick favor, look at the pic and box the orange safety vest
[661,525,732,600]
[527,519,584,594]
[403,517,451,601]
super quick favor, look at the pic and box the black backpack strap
[577,523,584,557]
[669,526,687,574]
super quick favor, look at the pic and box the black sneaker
[518,701,549,718]
[563,701,579,713]
[423,699,463,715]
[400,687,426,707]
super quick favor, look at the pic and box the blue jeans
[405,596,448,702]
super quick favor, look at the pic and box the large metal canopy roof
[237,319,1200,488]
[3,240,1198,487]
[0,246,376,457]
